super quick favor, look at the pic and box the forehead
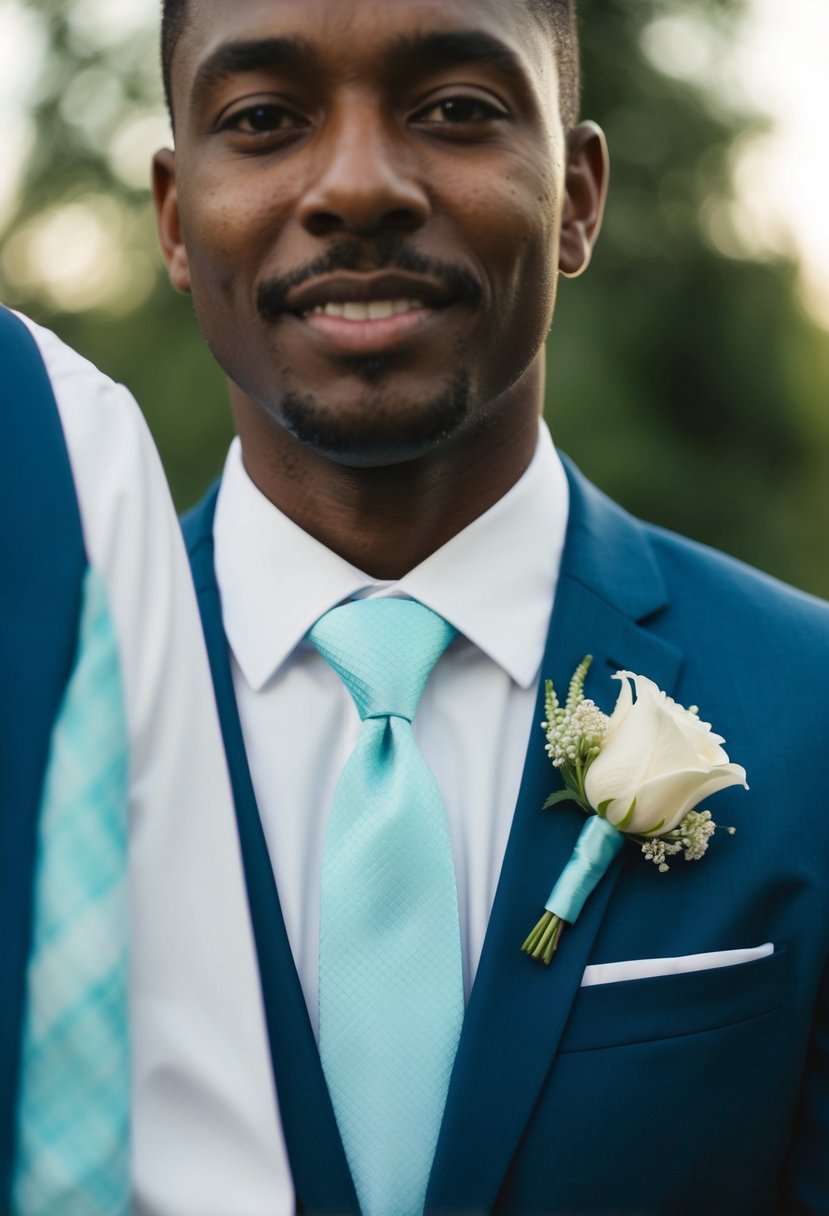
[174,0,555,103]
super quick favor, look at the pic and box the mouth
[284,271,456,316]
[303,297,426,321]
[280,271,467,355]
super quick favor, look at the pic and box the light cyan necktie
[309,598,464,1216]
[12,567,130,1216]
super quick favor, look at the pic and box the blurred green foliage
[553,0,829,595]
[2,0,829,593]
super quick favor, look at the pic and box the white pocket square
[581,942,774,987]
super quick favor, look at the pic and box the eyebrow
[385,29,531,88]
[188,28,530,113]
[190,37,317,110]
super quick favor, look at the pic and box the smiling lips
[282,271,464,355]
[306,298,424,320]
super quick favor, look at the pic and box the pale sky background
[0,0,828,328]
[640,0,829,330]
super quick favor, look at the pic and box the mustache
[256,238,483,320]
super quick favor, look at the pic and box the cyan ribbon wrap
[545,816,624,923]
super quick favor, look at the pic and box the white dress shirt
[18,317,289,1216]
[214,423,569,1026]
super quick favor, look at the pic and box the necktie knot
[308,598,456,722]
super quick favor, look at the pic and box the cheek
[185,203,254,290]
[461,176,559,397]
[175,188,271,369]
[178,167,287,298]
[475,160,560,305]
[488,198,558,338]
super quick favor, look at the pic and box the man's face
[156,0,582,466]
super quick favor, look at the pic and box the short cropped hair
[160,0,580,131]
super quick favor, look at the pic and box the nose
[297,100,430,237]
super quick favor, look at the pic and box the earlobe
[558,121,609,280]
[152,148,191,293]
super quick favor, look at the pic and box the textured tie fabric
[309,598,464,1216]
[12,567,131,1216]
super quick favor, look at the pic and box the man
[0,309,277,1216]
[152,0,829,1212]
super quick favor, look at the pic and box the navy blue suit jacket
[183,458,829,1214]
[0,308,86,1212]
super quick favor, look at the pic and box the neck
[230,369,544,581]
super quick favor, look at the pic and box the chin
[277,371,471,467]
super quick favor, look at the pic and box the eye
[412,94,508,126]
[217,100,309,139]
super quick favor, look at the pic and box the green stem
[539,915,564,964]
[521,912,552,954]
[521,911,565,964]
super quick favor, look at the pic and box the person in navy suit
[0,311,268,1216]
[152,0,829,1211]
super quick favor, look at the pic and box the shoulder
[6,313,168,574]
[16,313,156,498]
[14,312,207,727]
[14,314,168,574]
[636,516,829,794]
[562,457,829,768]
[14,312,184,586]
[644,517,829,659]
[565,455,829,659]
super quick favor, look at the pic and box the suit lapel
[427,460,683,1212]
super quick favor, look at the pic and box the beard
[278,366,471,467]
[250,237,482,465]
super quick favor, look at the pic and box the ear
[152,147,191,293]
[558,121,609,279]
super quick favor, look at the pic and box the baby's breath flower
[640,836,683,872]
[570,700,609,752]
[542,658,609,774]
[544,696,609,768]
[678,809,717,861]
[639,808,731,870]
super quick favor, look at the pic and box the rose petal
[585,685,705,808]
[602,671,634,743]
[586,670,747,831]
[664,709,730,765]
[610,763,748,834]
[653,688,738,766]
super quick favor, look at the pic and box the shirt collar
[213,422,569,692]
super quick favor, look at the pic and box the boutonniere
[522,657,747,964]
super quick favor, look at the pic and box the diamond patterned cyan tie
[12,567,130,1216]
[309,598,464,1216]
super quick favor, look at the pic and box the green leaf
[614,798,637,831]
[597,799,613,819]
[542,789,578,810]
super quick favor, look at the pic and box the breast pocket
[509,947,794,1213]
[558,945,789,1053]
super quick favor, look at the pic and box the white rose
[583,672,748,835]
